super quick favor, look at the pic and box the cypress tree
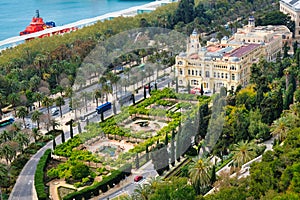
[135,153,140,169]
[175,77,179,93]
[170,138,175,166]
[165,132,169,145]
[132,94,135,105]
[146,144,150,162]
[78,122,82,134]
[144,87,147,99]
[113,101,117,115]
[210,165,216,185]
[61,132,65,143]
[101,112,104,121]
[200,83,204,96]
[176,129,181,162]
[148,83,151,95]
[53,138,56,150]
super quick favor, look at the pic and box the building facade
[175,18,292,92]
[280,0,300,40]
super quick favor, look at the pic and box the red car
[134,175,143,182]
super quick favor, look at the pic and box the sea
[0,0,152,41]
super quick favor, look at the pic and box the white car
[51,107,59,116]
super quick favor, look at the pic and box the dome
[192,29,198,36]
[210,37,218,42]
[179,52,187,57]
[231,57,240,62]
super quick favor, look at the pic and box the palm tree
[31,128,41,142]
[0,130,12,143]
[14,132,30,153]
[50,119,60,131]
[31,110,42,129]
[55,96,65,117]
[188,157,212,195]
[8,93,20,116]
[16,106,28,127]
[232,140,256,168]
[65,86,74,105]
[102,83,112,102]
[0,141,17,164]
[132,183,151,200]
[271,117,290,142]
[33,92,44,108]
[0,92,5,119]
[80,91,92,112]
[42,96,53,115]
[95,89,103,107]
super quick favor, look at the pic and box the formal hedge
[63,164,132,200]
[34,149,52,200]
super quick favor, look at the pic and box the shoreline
[0,0,176,50]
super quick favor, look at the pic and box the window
[180,68,183,75]
[195,70,198,76]
[232,74,235,80]
[225,73,228,79]
[217,73,220,78]
[191,80,199,85]
[178,61,183,65]
[199,71,202,76]
[205,71,210,78]
[221,73,224,78]
[179,80,183,84]
[188,70,191,75]
[192,70,194,75]
[214,72,216,77]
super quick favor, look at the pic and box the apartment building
[280,0,300,40]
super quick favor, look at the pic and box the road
[98,162,158,200]
[8,69,173,200]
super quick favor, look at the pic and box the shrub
[34,149,51,200]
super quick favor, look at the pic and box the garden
[42,88,210,199]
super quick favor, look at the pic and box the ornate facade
[175,17,292,92]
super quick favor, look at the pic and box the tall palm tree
[8,93,20,116]
[232,140,256,168]
[271,117,290,142]
[188,157,212,195]
[0,141,17,165]
[31,110,42,129]
[42,96,53,115]
[16,106,28,127]
[55,96,65,117]
[0,130,13,143]
[33,92,44,108]
[14,132,30,153]
[0,92,5,119]
[50,119,60,131]
[65,86,74,109]
[80,91,92,112]
[94,89,102,107]
[102,83,112,102]
[31,128,41,142]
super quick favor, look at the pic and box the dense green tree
[71,162,90,180]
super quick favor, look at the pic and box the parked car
[51,107,59,116]
[144,82,155,89]
[134,175,143,182]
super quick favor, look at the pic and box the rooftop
[280,0,300,10]
[228,43,260,58]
